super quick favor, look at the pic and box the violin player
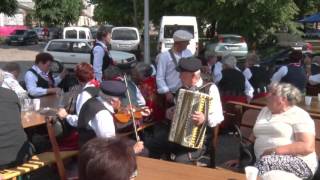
[77,80,148,156]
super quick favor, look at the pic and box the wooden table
[252,96,320,114]
[21,94,67,180]
[136,157,245,180]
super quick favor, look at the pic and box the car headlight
[18,37,24,41]
[127,57,135,62]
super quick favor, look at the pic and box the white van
[158,16,199,55]
[111,27,140,52]
[63,27,92,40]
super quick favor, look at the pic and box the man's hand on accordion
[191,111,205,126]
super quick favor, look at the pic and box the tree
[0,0,18,16]
[34,0,83,26]
[91,0,317,47]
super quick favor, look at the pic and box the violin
[113,106,151,123]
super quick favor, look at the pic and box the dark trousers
[145,122,205,164]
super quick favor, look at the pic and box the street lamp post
[144,0,150,64]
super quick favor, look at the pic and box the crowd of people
[0,25,319,180]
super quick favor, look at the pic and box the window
[164,25,194,39]
[72,42,91,53]
[112,29,138,40]
[47,41,71,52]
[13,30,26,35]
[65,30,77,39]
[79,30,86,39]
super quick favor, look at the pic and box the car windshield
[65,30,77,39]
[164,25,194,39]
[112,29,138,40]
[13,30,26,35]
[47,41,71,52]
[220,36,243,43]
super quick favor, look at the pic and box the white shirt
[242,65,261,80]
[308,74,320,85]
[92,41,107,82]
[24,65,62,97]
[253,106,318,174]
[188,78,224,127]
[88,97,116,138]
[65,83,95,127]
[156,49,193,94]
[271,66,288,82]
[2,71,27,97]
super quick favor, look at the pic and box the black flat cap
[100,80,127,97]
[176,57,202,72]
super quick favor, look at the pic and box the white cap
[173,30,193,42]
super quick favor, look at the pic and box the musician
[156,30,193,104]
[146,57,224,164]
[77,80,146,155]
[24,52,67,97]
[57,62,100,127]
[242,53,270,98]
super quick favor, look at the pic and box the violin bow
[123,73,140,142]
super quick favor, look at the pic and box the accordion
[168,89,212,149]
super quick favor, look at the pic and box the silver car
[43,39,137,69]
[205,34,248,60]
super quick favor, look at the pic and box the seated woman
[24,52,67,97]
[57,62,100,127]
[79,137,137,180]
[226,82,318,179]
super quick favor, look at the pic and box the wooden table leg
[46,116,66,180]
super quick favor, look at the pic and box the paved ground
[0,43,45,81]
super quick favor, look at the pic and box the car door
[45,41,73,67]
[68,41,91,67]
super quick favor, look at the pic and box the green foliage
[34,0,83,26]
[92,0,319,47]
[0,0,18,16]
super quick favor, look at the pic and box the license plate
[292,46,302,50]
[165,43,173,48]
[120,44,130,48]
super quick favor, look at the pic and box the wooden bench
[0,150,78,180]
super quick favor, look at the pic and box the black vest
[28,68,55,89]
[281,65,307,92]
[311,64,320,75]
[249,66,270,94]
[90,43,112,73]
[77,98,111,146]
[218,69,245,96]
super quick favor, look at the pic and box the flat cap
[176,57,202,72]
[173,30,193,42]
[100,80,127,97]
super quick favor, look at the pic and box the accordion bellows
[169,89,212,149]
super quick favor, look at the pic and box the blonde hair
[268,82,302,105]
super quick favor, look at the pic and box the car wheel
[35,39,39,44]
[7,41,11,46]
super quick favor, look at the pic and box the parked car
[33,27,44,41]
[63,27,92,40]
[111,27,141,56]
[43,39,137,69]
[7,29,38,45]
[158,16,199,55]
[275,32,313,54]
[204,34,248,60]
